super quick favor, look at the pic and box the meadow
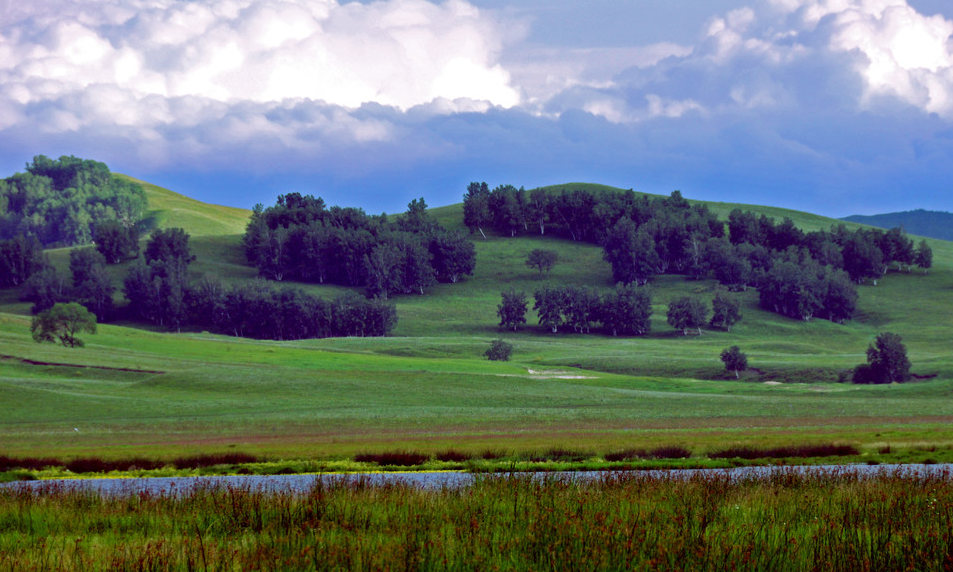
[3,468,953,571]
[1,179,953,470]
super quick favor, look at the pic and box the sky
[2,0,953,216]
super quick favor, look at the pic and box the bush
[485,339,513,361]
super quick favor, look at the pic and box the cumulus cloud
[0,0,521,128]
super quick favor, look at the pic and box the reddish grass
[353,451,430,466]
[708,443,860,460]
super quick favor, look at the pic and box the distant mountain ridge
[841,209,953,241]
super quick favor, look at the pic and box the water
[4,464,953,496]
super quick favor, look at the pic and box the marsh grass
[709,444,860,460]
[3,469,953,571]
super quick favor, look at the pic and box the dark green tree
[667,296,708,336]
[94,220,139,263]
[498,289,528,331]
[915,239,933,274]
[429,232,476,284]
[720,346,748,379]
[600,283,652,336]
[69,248,114,320]
[21,263,68,313]
[861,332,911,384]
[525,249,558,277]
[0,234,44,287]
[31,302,97,348]
[533,285,565,333]
[484,339,513,361]
[710,290,742,331]
[463,182,491,238]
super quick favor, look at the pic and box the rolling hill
[1,177,952,464]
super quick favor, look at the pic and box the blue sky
[2,0,953,216]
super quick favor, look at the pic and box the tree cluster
[0,156,146,247]
[499,284,653,336]
[242,194,475,298]
[187,278,397,340]
[19,226,399,340]
[0,234,44,288]
[467,182,931,324]
[21,247,115,319]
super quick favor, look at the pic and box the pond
[4,464,952,496]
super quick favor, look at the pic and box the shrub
[435,450,472,462]
[484,339,513,361]
[354,452,430,467]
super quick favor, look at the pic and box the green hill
[842,209,953,241]
[2,179,953,466]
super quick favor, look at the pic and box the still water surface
[5,464,953,496]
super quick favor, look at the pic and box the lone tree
[855,332,911,384]
[720,346,748,379]
[484,339,513,361]
[667,296,708,336]
[497,289,528,331]
[31,302,97,348]
[525,249,558,277]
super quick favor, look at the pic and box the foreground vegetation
[3,469,953,571]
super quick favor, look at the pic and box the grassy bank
[3,469,953,571]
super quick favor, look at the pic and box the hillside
[842,209,953,241]
[1,178,953,464]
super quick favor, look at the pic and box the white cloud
[0,0,522,120]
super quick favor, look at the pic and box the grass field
[1,179,953,470]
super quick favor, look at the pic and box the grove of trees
[0,156,146,247]
[499,284,653,336]
[467,183,932,325]
[242,194,475,298]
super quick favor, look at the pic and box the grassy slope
[2,180,953,461]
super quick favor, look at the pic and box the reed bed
[2,468,952,571]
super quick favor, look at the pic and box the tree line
[20,227,398,340]
[467,183,932,324]
[242,194,475,298]
[498,285,742,337]
[0,155,146,247]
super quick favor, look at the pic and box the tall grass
[3,469,953,571]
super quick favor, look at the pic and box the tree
[915,239,933,274]
[21,263,68,313]
[498,289,528,331]
[429,232,476,284]
[525,249,558,277]
[600,283,652,336]
[484,339,513,361]
[94,220,139,263]
[667,296,708,336]
[859,332,911,384]
[710,290,742,331]
[69,248,115,320]
[31,302,97,348]
[533,285,565,333]
[463,182,491,238]
[720,346,748,379]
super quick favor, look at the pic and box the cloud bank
[1,0,952,214]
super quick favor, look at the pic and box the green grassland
[2,180,953,468]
